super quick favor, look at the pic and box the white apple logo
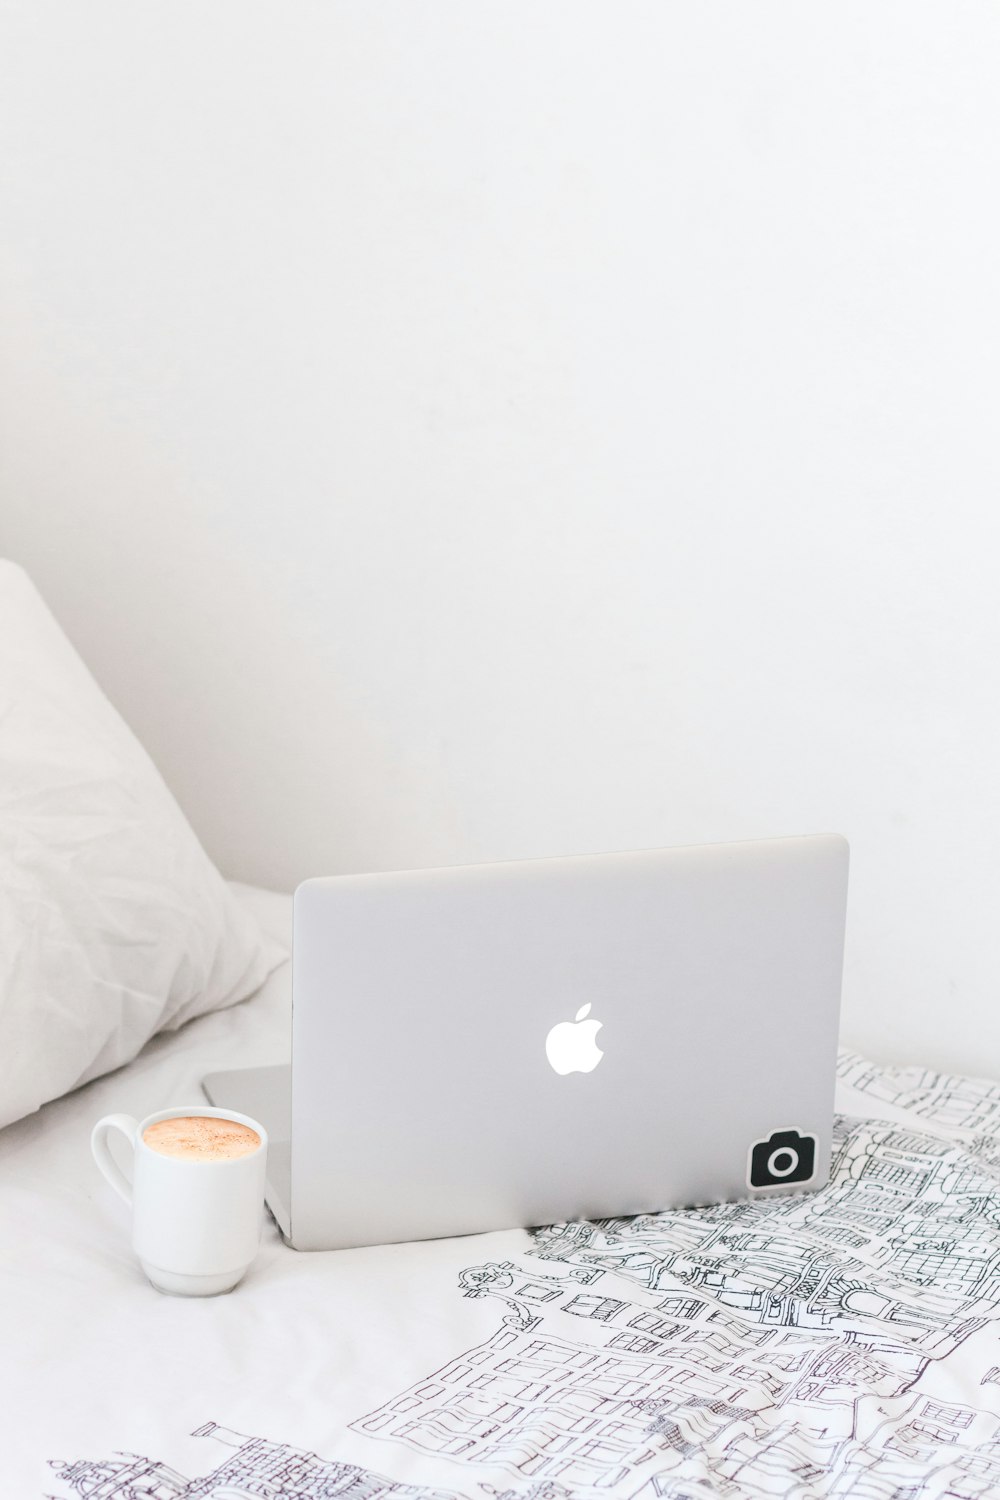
[545,1003,604,1076]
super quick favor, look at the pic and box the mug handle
[91,1114,139,1204]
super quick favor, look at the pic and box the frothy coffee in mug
[142,1116,261,1162]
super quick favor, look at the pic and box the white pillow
[0,562,286,1130]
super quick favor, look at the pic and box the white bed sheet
[5,884,1000,1498]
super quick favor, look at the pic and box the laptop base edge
[202,1064,294,1247]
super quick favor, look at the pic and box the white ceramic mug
[91,1105,269,1296]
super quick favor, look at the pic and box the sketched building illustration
[48,1421,462,1500]
[353,1103,1000,1499]
[49,1057,1000,1500]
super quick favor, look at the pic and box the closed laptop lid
[290,835,849,1250]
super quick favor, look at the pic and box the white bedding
[6,884,1000,1498]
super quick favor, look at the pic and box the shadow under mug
[91,1105,269,1296]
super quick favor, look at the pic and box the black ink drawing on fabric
[50,1056,1000,1499]
[47,1419,466,1500]
[352,1111,1000,1498]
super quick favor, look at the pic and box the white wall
[2,3,999,1077]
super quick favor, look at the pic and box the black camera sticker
[747,1127,817,1190]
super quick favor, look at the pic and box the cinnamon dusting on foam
[142,1116,261,1161]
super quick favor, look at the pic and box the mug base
[141,1262,247,1297]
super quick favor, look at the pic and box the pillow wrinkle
[0,562,287,1130]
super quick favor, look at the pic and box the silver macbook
[204,834,849,1251]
